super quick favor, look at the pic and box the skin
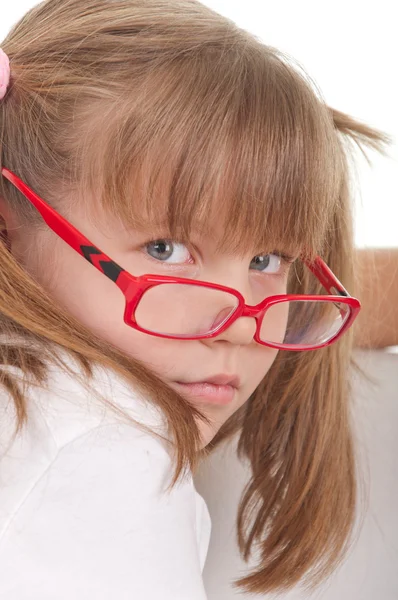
[0,197,288,448]
[1,196,397,448]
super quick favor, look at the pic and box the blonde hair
[0,0,392,594]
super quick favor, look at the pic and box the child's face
[11,200,288,449]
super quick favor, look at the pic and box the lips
[176,374,240,388]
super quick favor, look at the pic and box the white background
[1,0,397,249]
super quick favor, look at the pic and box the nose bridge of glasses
[241,302,266,318]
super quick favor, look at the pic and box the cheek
[241,345,279,400]
[43,251,187,373]
[33,237,123,338]
[260,302,290,345]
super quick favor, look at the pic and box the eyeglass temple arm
[1,167,130,287]
[305,257,356,323]
[307,255,350,297]
[2,168,353,303]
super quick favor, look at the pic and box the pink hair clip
[0,48,11,100]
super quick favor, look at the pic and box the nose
[204,315,257,346]
[199,270,258,346]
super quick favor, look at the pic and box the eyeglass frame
[1,167,361,351]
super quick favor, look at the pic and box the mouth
[177,374,240,388]
[172,374,240,405]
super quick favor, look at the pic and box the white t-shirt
[0,346,211,599]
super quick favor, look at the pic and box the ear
[0,195,23,231]
[0,196,22,252]
[0,208,10,252]
[0,195,12,223]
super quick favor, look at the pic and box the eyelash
[139,238,295,274]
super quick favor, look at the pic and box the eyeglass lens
[134,259,350,347]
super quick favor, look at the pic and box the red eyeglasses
[1,167,360,351]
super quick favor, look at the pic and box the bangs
[78,43,343,263]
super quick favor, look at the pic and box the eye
[145,239,193,264]
[250,253,290,274]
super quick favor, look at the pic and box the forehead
[76,51,342,265]
[105,170,310,259]
[87,200,302,269]
[84,173,310,263]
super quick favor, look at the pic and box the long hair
[0,0,392,594]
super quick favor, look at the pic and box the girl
[0,0,393,598]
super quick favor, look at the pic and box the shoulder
[1,340,169,450]
[0,341,212,595]
[34,345,169,447]
[0,421,209,598]
[0,341,171,537]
